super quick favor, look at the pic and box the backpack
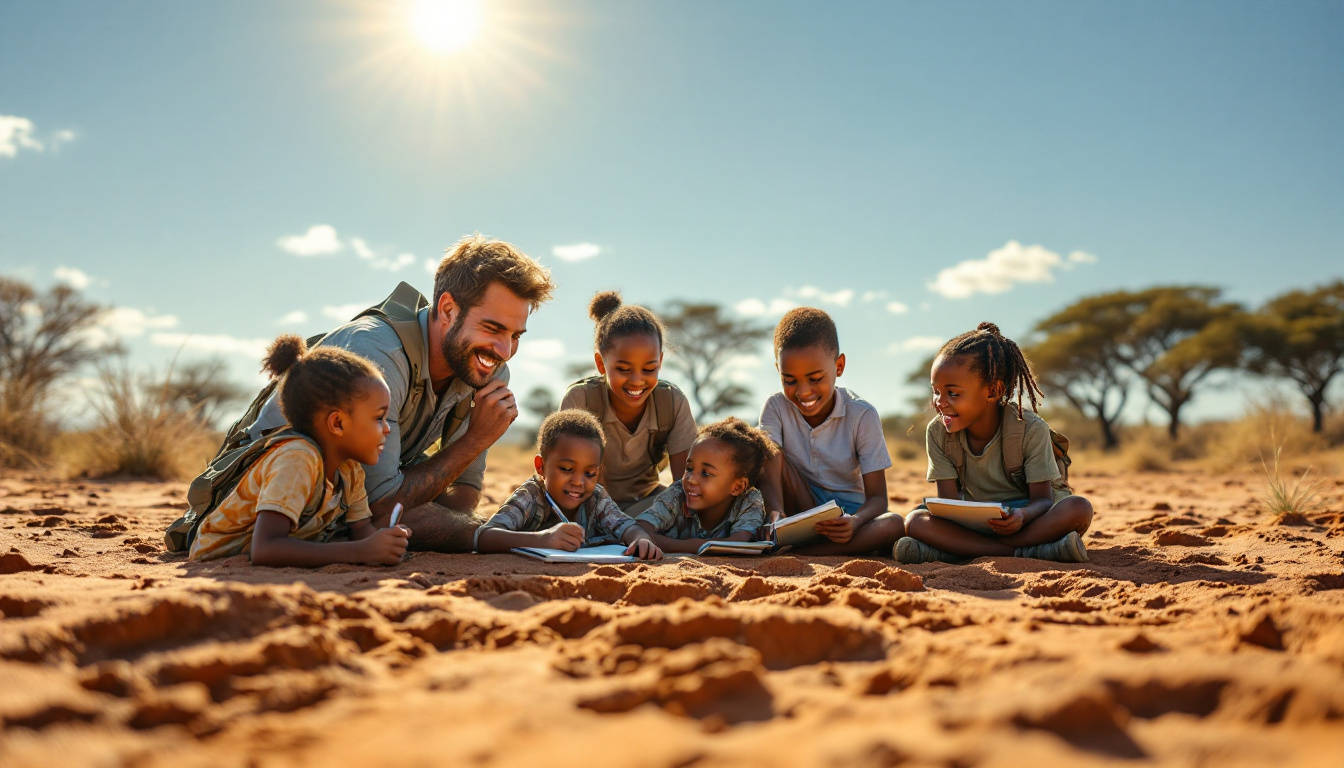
[164,281,473,552]
[571,376,677,470]
[939,406,1072,497]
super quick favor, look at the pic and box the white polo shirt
[759,386,892,507]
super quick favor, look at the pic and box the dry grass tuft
[1257,437,1323,522]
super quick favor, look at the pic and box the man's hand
[464,379,517,446]
[359,525,411,565]
[987,505,1024,536]
[625,538,664,561]
[540,522,585,551]
[814,515,855,544]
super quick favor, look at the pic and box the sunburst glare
[409,0,484,54]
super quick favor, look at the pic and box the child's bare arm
[619,525,664,560]
[475,524,584,553]
[634,520,700,554]
[667,450,689,484]
[935,479,960,499]
[759,452,785,523]
[987,481,1054,536]
[249,510,408,567]
[348,518,377,540]
[814,471,888,544]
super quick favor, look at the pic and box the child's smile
[535,434,603,513]
[930,354,999,437]
[597,334,663,414]
[343,378,392,467]
[777,345,846,428]
[682,437,747,519]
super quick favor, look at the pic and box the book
[509,544,637,563]
[924,497,1008,534]
[696,540,773,556]
[770,500,842,547]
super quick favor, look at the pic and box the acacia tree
[0,277,111,463]
[520,385,557,446]
[662,301,770,421]
[1029,300,1135,450]
[1241,280,1344,433]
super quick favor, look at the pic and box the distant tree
[0,277,112,464]
[1241,280,1344,433]
[662,301,771,421]
[161,358,249,429]
[1030,303,1134,450]
[521,386,557,447]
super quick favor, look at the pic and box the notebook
[696,540,773,556]
[509,544,637,563]
[769,500,842,547]
[924,497,1008,534]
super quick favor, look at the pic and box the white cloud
[788,285,855,307]
[425,258,438,274]
[888,336,945,354]
[508,338,567,377]
[51,129,76,150]
[0,115,45,157]
[277,310,308,325]
[928,241,1097,299]
[885,301,909,315]
[322,304,365,322]
[735,297,798,317]
[277,224,343,256]
[350,237,375,260]
[552,243,602,262]
[53,266,92,290]
[100,307,179,337]
[151,333,271,359]
[369,252,417,271]
[861,290,888,302]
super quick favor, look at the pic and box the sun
[409,0,484,54]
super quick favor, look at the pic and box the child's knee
[905,508,932,534]
[1058,496,1094,533]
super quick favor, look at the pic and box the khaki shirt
[559,382,698,506]
[475,475,638,550]
[190,439,371,561]
[925,410,1068,503]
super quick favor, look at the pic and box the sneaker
[1014,531,1088,562]
[894,537,959,564]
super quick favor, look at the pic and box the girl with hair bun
[188,334,411,566]
[897,322,1095,565]
[559,290,699,516]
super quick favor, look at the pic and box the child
[635,417,773,553]
[559,291,699,516]
[758,307,906,555]
[896,322,1094,564]
[190,335,411,566]
[475,409,663,560]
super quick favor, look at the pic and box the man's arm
[369,378,516,521]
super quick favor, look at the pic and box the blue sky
[2,0,1342,427]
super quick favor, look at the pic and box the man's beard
[441,313,502,388]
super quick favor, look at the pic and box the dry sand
[2,461,1343,767]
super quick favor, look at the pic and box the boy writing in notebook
[758,308,906,555]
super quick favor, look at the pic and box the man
[245,233,555,551]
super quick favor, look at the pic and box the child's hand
[815,515,855,544]
[362,525,410,566]
[625,538,663,561]
[987,506,1024,536]
[540,522,585,551]
[766,509,784,525]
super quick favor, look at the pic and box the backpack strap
[1001,405,1027,486]
[646,381,677,470]
[355,281,430,431]
[575,376,608,422]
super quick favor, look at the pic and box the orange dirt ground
[2,462,1343,767]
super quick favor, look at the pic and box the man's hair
[773,307,840,356]
[537,408,605,458]
[433,233,555,316]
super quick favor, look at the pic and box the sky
[2,0,1342,430]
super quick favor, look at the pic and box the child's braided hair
[936,322,1044,418]
[589,290,666,355]
[696,417,779,488]
[261,334,383,437]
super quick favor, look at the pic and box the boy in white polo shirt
[758,308,906,556]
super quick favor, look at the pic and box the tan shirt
[925,410,1068,503]
[559,382,698,506]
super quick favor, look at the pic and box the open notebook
[509,544,636,563]
[696,540,773,556]
[770,500,842,547]
[924,497,1008,534]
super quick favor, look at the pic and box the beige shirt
[925,410,1068,503]
[559,382,698,506]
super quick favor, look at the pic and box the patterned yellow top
[189,438,372,562]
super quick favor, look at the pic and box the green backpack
[937,405,1072,497]
[570,376,677,470]
[164,281,472,552]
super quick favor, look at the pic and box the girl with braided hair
[896,322,1094,564]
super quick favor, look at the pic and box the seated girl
[635,417,775,553]
[189,335,410,566]
[474,409,663,560]
[897,322,1094,564]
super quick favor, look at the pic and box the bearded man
[243,234,555,551]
